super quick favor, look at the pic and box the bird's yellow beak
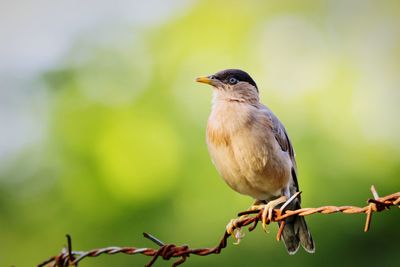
[195,76,212,85]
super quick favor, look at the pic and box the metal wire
[37,186,399,267]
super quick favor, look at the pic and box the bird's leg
[226,200,262,244]
[252,196,288,232]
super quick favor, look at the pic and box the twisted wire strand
[38,186,399,267]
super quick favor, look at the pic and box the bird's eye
[228,77,238,84]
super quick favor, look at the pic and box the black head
[211,69,258,91]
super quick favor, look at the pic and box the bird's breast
[206,102,290,200]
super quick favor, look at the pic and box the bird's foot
[226,217,246,244]
[226,201,264,244]
[252,196,288,232]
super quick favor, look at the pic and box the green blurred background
[1,0,399,266]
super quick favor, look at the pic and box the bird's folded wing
[259,105,300,197]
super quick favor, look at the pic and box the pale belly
[207,126,291,201]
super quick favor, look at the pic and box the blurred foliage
[1,0,400,266]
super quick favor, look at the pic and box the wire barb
[38,186,399,267]
[143,232,165,247]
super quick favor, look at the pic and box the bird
[196,69,315,255]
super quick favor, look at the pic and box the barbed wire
[38,186,399,267]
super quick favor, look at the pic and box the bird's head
[196,69,259,103]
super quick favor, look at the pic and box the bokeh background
[1,0,399,266]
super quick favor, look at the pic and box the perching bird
[196,69,315,254]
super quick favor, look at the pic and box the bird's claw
[261,206,273,232]
[226,196,288,242]
[253,196,288,233]
[226,218,245,244]
[226,218,237,235]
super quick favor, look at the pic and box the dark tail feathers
[281,215,315,255]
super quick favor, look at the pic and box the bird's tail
[281,215,315,255]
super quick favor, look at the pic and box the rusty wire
[38,186,399,267]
